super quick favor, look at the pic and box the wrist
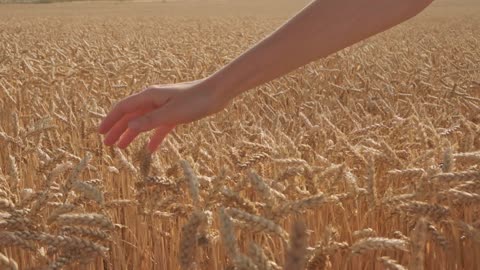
[204,63,259,103]
[202,73,239,108]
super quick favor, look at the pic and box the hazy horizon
[1,0,479,18]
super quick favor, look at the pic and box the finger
[117,128,141,149]
[103,108,152,146]
[98,88,168,134]
[98,93,151,134]
[147,125,175,153]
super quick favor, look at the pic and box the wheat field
[0,1,479,269]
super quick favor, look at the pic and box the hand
[98,78,226,153]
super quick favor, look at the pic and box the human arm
[98,0,434,152]
[207,0,434,101]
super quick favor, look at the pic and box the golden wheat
[0,1,479,269]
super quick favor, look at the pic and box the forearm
[207,0,433,101]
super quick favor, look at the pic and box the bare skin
[98,0,434,153]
